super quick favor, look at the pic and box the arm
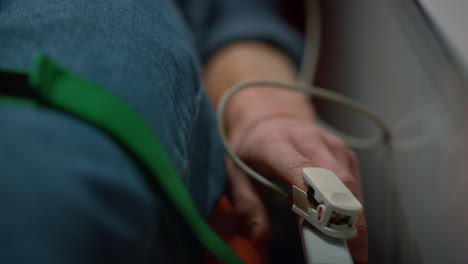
[204,41,314,149]
[179,1,367,262]
[204,41,367,263]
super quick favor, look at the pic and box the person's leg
[0,0,225,262]
[0,104,163,263]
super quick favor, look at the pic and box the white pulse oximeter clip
[292,167,362,239]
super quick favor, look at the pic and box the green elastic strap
[9,54,241,264]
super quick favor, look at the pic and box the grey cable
[299,0,321,84]
[216,0,392,197]
[216,81,391,197]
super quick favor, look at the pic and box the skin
[203,41,368,263]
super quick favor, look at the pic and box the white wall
[317,1,468,263]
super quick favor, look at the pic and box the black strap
[0,71,38,99]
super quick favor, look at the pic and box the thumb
[226,159,270,249]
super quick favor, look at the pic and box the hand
[225,115,368,263]
[202,41,368,262]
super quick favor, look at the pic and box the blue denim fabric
[177,0,303,64]
[0,0,224,262]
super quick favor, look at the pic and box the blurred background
[269,0,468,263]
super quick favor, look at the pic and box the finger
[320,134,364,201]
[320,131,362,183]
[292,138,364,203]
[314,142,367,262]
[290,131,368,262]
[290,134,349,178]
[345,148,361,182]
[238,140,313,190]
[321,132,353,172]
[226,159,270,250]
[347,217,368,263]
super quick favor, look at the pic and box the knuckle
[287,159,316,176]
[340,174,356,187]
[235,201,256,218]
[327,136,346,151]
[297,126,322,139]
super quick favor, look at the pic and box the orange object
[206,195,262,264]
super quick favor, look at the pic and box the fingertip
[347,223,368,264]
[350,246,368,264]
[250,217,270,248]
[249,218,271,264]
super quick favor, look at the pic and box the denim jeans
[0,0,225,262]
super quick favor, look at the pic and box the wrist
[202,41,316,139]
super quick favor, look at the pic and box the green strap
[3,54,242,264]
